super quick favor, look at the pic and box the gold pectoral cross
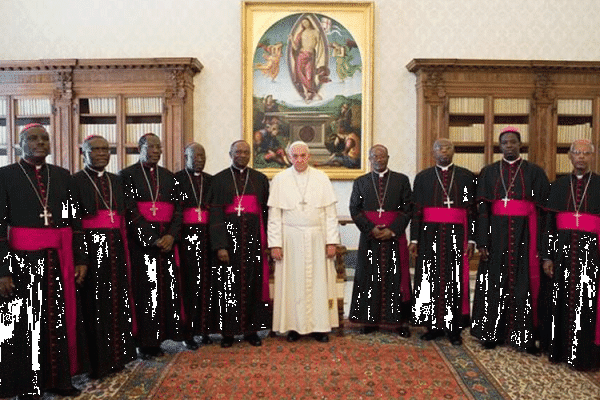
[40,207,52,226]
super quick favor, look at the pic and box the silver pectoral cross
[108,209,115,224]
[150,202,158,216]
[235,203,244,217]
[40,207,52,226]
[300,200,308,211]
[195,207,203,222]
[377,207,385,218]
[443,197,454,208]
[502,197,510,207]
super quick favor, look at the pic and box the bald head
[185,142,206,173]
[433,138,454,167]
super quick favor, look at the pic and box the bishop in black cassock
[471,127,549,353]
[348,145,412,337]
[175,143,214,349]
[209,140,270,348]
[120,133,184,359]
[542,140,600,370]
[410,139,476,345]
[0,124,85,398]
[72,135,136,378]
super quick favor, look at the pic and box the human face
[185,144,206,173]
[433,140,454,167]
[499,132,521,161]
[289,145,310,172]
[230,141,251,169]
[22,127,50,163]
[84,137,110,169]
[139,135,162,164]
[369,146,389,173]
[569,143,594,174]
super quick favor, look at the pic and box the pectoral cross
[195,207,203,222]
[377,207,385,218]
[108,209,115,224]
[502,197,510,207]
[40,207,52,226]
[150,202,158,216]
[300,200,308,211]
[235,203,244,217]
[443,197,454,208]
[575,212,581,227]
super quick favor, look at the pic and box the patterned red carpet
[60,328,600,399]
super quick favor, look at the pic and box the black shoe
[200,335,213,345]
[47,386,81,397]
[361,326,379,334]
[221,336,234,348]
[482,341,497,350]
[244,333,262,346]
[526,345,541,356]
[138,346,155,360]
[287,330,300,342]
[185,339,199,350]
[312,332,329,342]
[397,326,411,338]
[420,329,444,341]
[449,334,463,346]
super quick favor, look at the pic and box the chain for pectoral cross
[292,169,311,211]
[434,166,455,209]
[83,167,115,223]
[140,161,160,217]
[18,161,52,226]
[230,166,249,217]
[370,171,390,218]
[499,159,523,207]
[185,169,204,222]
[570,173,592,228]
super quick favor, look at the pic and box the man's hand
[217,249,230,264]
[326,244,337,259]
[75,265,87,286]
[478,247,489,262]
[408,243,418,260]
[543,260,554,278]
[0,276,14,298]
[156,235,175,253]
[271,247,283,261]
[372,225,393,241]
[467,243,475,259]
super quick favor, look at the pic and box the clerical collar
[86,165,105,177]
[292,166,310,175]
[573,171,590,180]
[502,157,522,165]
[373,168,388,178]
[436,163,453,172]
[186,167,202,177]
[141,162,156,172]
[231,164,247,173]
[21,158,45,170]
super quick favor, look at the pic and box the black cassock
[120,162,184,347]
[411,165,476,333]
[175,168,214,338]
[0,161,87,397]
[208,166,270,336]
[471,159,549,349]
[348,171,412,325]
[543,172,600,370]
[72,167,136,378]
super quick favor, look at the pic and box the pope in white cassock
[268,141,340,343]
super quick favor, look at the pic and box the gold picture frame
[242,1,374,179]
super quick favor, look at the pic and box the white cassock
[268,166,340,334]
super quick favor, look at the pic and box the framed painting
[242,1,374,179]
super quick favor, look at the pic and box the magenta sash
[364,211,411,301]
[136,201,186,326]
[81,210,138,337]
[224,195,270,302]
[492,199,540,327]
[423,207,470,316]
[556,212,600,345]
[182,207,209,225]
[8,226,79,375]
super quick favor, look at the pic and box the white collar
[503,157,522,165]
[373,168,388,178]
[436,163,453,171]
[231,165,246,173]
[87,166,104,177]
[194,171,202,176]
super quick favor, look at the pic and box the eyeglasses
[570,151,593,156]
